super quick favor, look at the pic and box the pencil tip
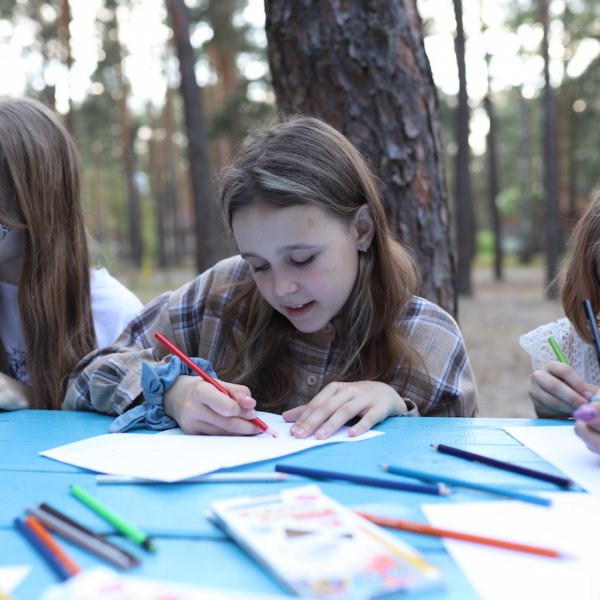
[439,483,452,495]
[268,428,279,438]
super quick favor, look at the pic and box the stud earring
[358,243,369,253]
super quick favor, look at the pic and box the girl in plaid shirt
[65,116,478,437]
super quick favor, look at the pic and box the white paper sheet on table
[422,492,600,600]
[505,425,600,496]
[39,412,383,482]
[0,566,30,594]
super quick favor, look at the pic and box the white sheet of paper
[422,492,599,600]
[0,565,30,594]
[505,425,600,496]
[39,412,383,482]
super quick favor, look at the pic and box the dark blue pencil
[433,444,573,489]
[14,517,71,581]
[274,464,450,496]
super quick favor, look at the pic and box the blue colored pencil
[274,464,450,496]
[380,464,552,507]
[14,517,71,581]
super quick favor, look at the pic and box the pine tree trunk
[540,0,561,298]
[166,0,222,273]
[265,0,456,315]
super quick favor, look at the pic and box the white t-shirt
[0,268,143,385]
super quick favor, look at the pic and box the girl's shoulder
[400,296,459,328]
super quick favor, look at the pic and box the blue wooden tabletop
[0,410,575,599]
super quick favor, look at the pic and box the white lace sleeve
[519,318,600,385]
[519,318,573,371]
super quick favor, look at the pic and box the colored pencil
[548,336,568,365]
[96,472,290,484]
[380,463,551,507]
[14,517,72,581]
[432,444,574,489]
[357,513,563,559]
[154,331,278,438]
[274,464,450,496]
[24,516,81,577]
[28,504,139,570]
[583,299,600,372]
[70,484,156,552]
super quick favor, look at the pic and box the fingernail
[244,410,257,419]
[573,405,597,421]
[315,428,327,439]
[290,426,305,438]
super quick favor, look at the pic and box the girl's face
[0,227,23,284]
[232,203,373,333]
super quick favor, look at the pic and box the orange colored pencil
[154,332,277,437]
[357,513,563,559]
[25,515,81,576]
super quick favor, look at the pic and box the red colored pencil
[25,515,81,576]
[154,332,278,437]
[357,513,563,559]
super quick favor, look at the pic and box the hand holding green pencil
[548,336,568,365]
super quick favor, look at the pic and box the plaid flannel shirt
[64,255,478,418]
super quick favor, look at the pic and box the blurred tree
[166,0,222,272]
[540,0,561,298]
[453,0,475,297]
[265,0,457,315]
[480,12,503,281]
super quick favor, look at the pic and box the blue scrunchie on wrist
[108,355,217,433]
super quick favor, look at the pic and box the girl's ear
[353,204,375,252]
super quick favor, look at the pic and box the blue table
[0,410,574,599]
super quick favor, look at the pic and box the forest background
[1,0,598,417]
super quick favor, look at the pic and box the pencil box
[209,484,444,599]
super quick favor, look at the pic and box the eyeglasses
[0,225,10,241]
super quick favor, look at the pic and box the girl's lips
[284,301,315,317]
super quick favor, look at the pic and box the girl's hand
[163,376,262,436]
[282,381,406,440]
[528,361,595,418]
[573,402,600,454]
[0,372,31,410]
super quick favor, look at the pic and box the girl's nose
[273,276,299,298]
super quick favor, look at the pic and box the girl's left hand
[282,381,406,440]
[573,403,600,454]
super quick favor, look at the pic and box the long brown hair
[217,115,425,411]
[561,195,600,342]
[0,97,96,409]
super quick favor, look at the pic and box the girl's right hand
[528,361,596,418]
[163,376,262,436]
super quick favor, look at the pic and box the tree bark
[540,0,561,298]
[265,0,456,315]
[166,0,221,273]
[453,0,475,296]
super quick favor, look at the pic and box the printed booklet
[209,484,443,599]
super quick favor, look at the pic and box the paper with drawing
[39,412,383,482]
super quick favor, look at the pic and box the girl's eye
[250,263,269,273]
[291,255,315,267]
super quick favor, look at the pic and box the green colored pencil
[548,336,568,365]
[70,484,156,552]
